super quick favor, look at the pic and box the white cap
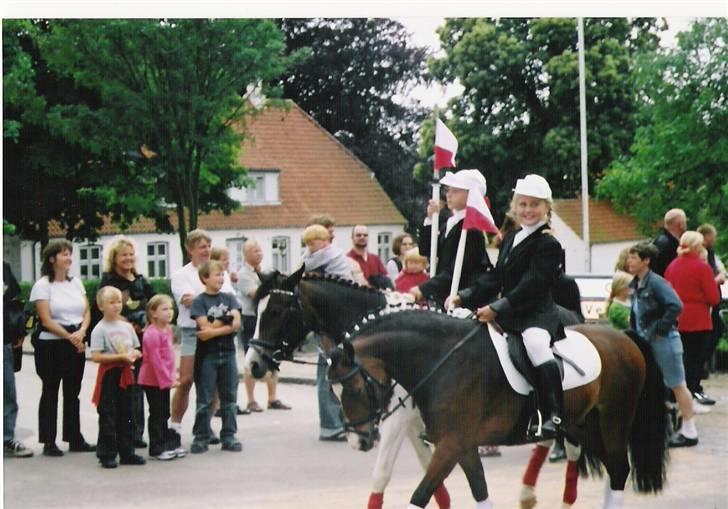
[440,169,487,196]
[514,174,552,200]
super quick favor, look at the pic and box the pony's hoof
[519,496,537,509]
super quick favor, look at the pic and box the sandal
[267,399,292,410]
[247,401,263,413]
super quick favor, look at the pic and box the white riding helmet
[440,169,487,197]
[514,174,552,200]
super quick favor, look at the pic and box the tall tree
[420,18,664,223]
[4,19,120,248]
[278,18,431,229]
[597,18,728,253]
[40,19,291,258]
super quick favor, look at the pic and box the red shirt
[347,249,387,281]
[664,254,720,332]
[395,270,430,292]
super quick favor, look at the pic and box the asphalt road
[3,354,728,509]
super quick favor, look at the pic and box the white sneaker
[692,400,712,414]
[4,440,33,458]
[173,447,187,458]
[151,450,176,461]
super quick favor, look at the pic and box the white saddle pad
[487,323,602,396]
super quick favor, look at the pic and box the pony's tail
[624,330,669,493]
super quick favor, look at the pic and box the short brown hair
[197,260,226,283]
[629,242,658,263]
[391,233,414,257]
[210,247,229,261]
[185,229,212,249]
[697,224,716,237]
[307,214,336,229]
[41,239,74,281]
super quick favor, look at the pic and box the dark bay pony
[327,309,669,509]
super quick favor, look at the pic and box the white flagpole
[578,17,591,272]
[447,228,468,310]
[429,177,440,277]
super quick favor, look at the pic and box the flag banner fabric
[463,188,499,234]
[434,118,458,171]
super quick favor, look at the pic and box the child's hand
[197,329,217,341]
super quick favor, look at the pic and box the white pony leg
[603,490,624,509]
[371,386,411,492]
[564,439,581,461]
[405,407,433,470]
[475,497,494,509]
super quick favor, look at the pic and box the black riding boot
[531,360,563,439]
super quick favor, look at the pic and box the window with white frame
[146,242,168,278]
[377,232,392,261]
[271,236,289,273]
[227,170,280,205]
[226,237,247,272]
[79,244,102,279]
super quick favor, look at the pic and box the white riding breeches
[522,327,554,367]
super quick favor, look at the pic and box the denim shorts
[649,329,686,389]
[180,327,197,357]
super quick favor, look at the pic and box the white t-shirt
[29,276,87,340]
[171,262,206,329]
[235,264,260,317]
[90,319,139,354]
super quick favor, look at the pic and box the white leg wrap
[602,486,625,509]
[519,484,535,502]
[475,498,494,509]
[564,440,581,461]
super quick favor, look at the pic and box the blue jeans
[4,343,18,444]
[192,349,239,446]
[315,336,343,438]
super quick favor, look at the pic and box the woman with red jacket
[664,231,721,409]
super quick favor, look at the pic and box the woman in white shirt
[30,240,94,457]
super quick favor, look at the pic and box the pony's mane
[345,305,473,341]
[301,272,382,294]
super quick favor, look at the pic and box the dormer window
[228,169,280,205]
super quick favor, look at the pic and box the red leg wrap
[367,492,384,509]
[522,444,550,486]
[433,483,451,509]
[563,460,578,505]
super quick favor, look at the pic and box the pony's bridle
[248,289,308,372]
[328,353,394,440]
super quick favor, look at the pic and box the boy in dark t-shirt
[189,260,242,454]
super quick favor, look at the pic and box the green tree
[421,18,664,223]
[278,18,431,229]
[597,18,728,253]
[3,20,121,248]
[40,19,291,258]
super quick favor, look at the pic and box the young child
[90,286,146,468]
[302,224,355,280]
[138,295,179,460]
[605,270,632,330]
[189,260,242,454]
[395,247,430,292]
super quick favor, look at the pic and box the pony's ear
[255,270,281,303]
[343,341,355,364]
[282,264,305,291]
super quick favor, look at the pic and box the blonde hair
[210,247,229,261]
[146,294,174,325]
[185,229,212,249]
[197,260,226,283]
[614,247,630,272]
[96,286,123,307]
[302,224,330,244]
[510,195,553,225]
[103,236,138,274]
[606,270,632,314]
[664,208,686,227]
[677,231,706,257]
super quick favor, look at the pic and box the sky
[395,16,697,109]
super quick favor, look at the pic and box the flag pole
[447,229,468,309]
[578,17,591,272]
[430,112,441,277]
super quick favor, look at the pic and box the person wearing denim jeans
[189,260,242,453]
[315,334,345,440]
[192,349,239,450]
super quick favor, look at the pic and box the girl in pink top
[139,295,179,460]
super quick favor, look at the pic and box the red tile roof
[50,101,405,237]
[553,198,643,244]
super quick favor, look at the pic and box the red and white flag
[463,188,499,234]
[434,118,458,171]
